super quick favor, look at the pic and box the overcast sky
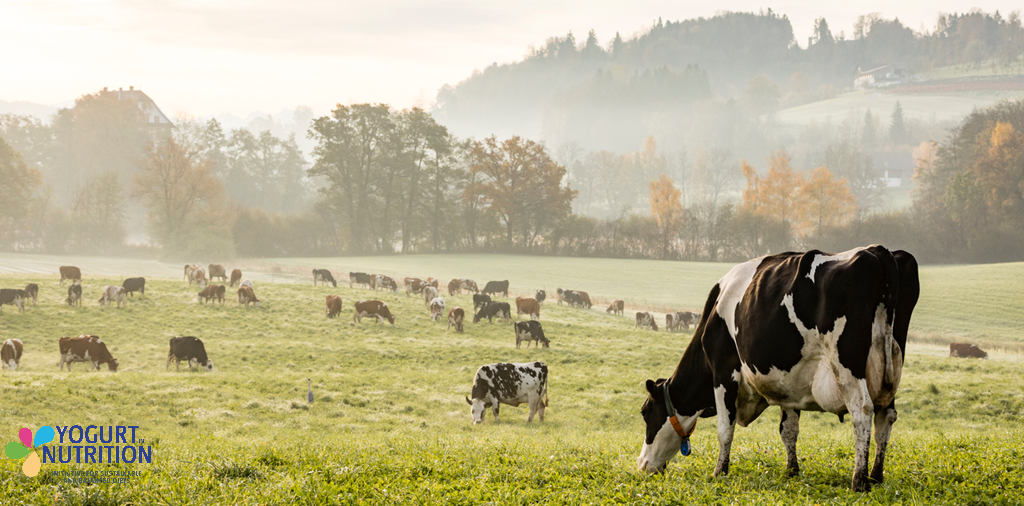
[1,1,1018,118]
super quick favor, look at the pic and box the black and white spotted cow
[465,362,548,424]
[514,321,549,348]
[637,246,920,492]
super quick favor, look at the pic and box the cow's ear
[465,396,472,406]
[645,379,658,396]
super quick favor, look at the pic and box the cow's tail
[878,247,901,387]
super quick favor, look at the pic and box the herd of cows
[0,246,1001,492]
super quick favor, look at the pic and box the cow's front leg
[492,403,500,423]
[869,401,898,484]
[713,382,738,476]
[779,408,801,476]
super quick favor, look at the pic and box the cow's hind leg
[869,401,898,484]
[842,378,875,492]
[527,394,539,422]
[779,408,801,476]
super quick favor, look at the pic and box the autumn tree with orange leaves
[800,166,857,236]
[649,173,683,257]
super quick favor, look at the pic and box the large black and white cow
[636,246,919,492]
[167,336,215,371]
[465,362,548,424]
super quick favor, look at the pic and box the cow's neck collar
[663,381,696,441]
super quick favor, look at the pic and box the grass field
[1,254,1023,504]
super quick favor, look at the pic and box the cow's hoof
[851,478,872,492]
[869,470,884,484]
[786,466,800,477]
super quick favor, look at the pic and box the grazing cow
[607,299,625,316]
[354,300,395,325]
[515,297,541,320]
[515,321,549,348]
[423,286,439,307]
[636,246,920,493]
[465,362,548,424]
[184,264,198,281]
[24,283,38,305]
[349,272,375,289]
[474,301,512,324]
[949,343,988,359]
[556,288,566,305]
[325,295,343,318]
[447,278,461,296]
[678,311,701,331]
[229,269,242,287]
[99,285,127,308]
[58,335,119,372]
[575,291,593,309]
[666,313,680,332]
[237,286,260,308]
[430,297,446,321]
[473,294,491,311]
[198,284,226,304]
[376,275,398,293]
[404,277,424,295]
[564,290,583,307]
[482,280,509,297]
[208,264,228,282]
[426,277,439,289]
[0,289,26,313]
[313,269,337,287]
[122,277,145,297]
[167,336,214,371]
[59,266,81,285]
[461,279,480,294]
[2,339,23,370]
[448,307,465,333]
[536,290,546,305]
[189,267,207,287]
[636,312,658,331]
[66,282,82,307]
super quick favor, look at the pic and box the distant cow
[0,289,26,313]
[404,277,425,296]
[354,300,395,325]
[473,294,491,311]
[167,336,214,371]
[574,291,593,309]
[460,279,479,294]
[66,282,82,307]
[184,264,198,281]
[99,285,127,308]
[314,269,337,287]
[2,339,23,370]
[376,275,398,293]
[430,297,446,321]
[208,264,228,282]
[237,285,260,308]
[349,272,375,289]
[24,283,38,305]
[635,311,658,331]
[474,301,511,324]
[606,299,624,316]
[189,267,207,287]
[58,335,118,372]
[949,343,988,359]
[122,277,145,297]
[325,295,343,318]
[426,277,439,289]
[229,269,242,287]
[482,280,509,297]
[198,284,226,304]
[448,307,465,333]
[447,278,461,296]
[666,312,680,332]
[515,321,549,348]
[675,311,701,331]
[536,290,546,305]
[423,286,439,307]
[59,266,81,285]
[515,297,540,320]
[466,362,548,424]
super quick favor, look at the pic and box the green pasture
[1,255,1023,504]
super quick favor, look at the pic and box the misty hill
[433,10,1024,153]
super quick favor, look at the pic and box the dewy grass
[1,270,1023,504]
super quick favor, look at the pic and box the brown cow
[99,285,127,308]
[404,277,424,296]
[429,297,446,321]
[58,335,118,371]
[576,290,593,309]
[2,338,23,370]
[949,343,988,359]
[59,266,81,285]
[189,267,207,287]
[24,284,39,306]
[237,286,260,308]
[447,278,461,296]
[325,295,342,318]
[426,277,439,289]
[448,307,465,333]
[208,264,228,282]
[198,284,226,304]
[515,297,541,320]
[635,311,658,331]
[229,269,242,287]
[184,264,198,281]
[606,299,624,316]
[354,300,395,325]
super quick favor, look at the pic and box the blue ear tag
[680,438,691,456]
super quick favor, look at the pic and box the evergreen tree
[862,110,876,150]
[889,101,908,145]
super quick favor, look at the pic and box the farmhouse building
[101,86,173,127]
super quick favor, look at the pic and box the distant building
[872,151,914,187]
[854,64,912,89]
[101,86,173,127]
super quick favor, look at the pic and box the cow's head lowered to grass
[637,378,702,474]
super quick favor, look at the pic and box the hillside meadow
[1,254,1023,504]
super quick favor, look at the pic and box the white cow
[465,362,548,424]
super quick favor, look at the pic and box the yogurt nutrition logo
[4,426,55,477]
